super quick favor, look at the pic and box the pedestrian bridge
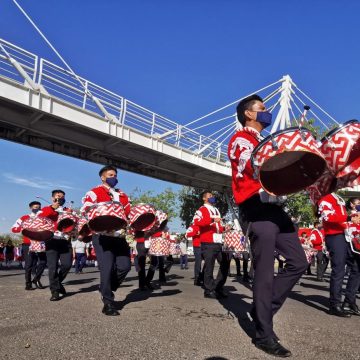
[0,38,337,191]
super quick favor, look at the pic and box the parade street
[0,263,359,360]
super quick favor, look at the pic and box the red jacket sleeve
[11,215,27,233]
[40,206,59,222]
[310,230,323,247]
[193,207,212,227]
[318,200,348,224]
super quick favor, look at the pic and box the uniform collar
[243,126,263,141]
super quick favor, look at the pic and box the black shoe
[204,291,217,299]
[102,304,120,316]
[139,286,147,291]
[329,305,351,317]
[145,282,154,291]
[216,289,228,299]
[315,278,324,282]
[253,338,292,357]
[33,280,45,289]
[59,284,66,296]
[342,302,360,316]
[243,275,252,284]
[50,292,61,301]
[25,283,35,291]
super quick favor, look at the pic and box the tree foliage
[284,192,316,227]
[130,187,179,221]
[178,187,229,228]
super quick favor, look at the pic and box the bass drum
[251,127,327,195]
[21,217,54,241]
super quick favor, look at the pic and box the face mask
[356,205,360,212]
[56,198,66,206]
[106,177,118,188]
[208,197,216,204]
[31,208,40,214]
[256,111,272,129]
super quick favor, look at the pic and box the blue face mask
[356,205,360,212]
[208,197,216,204]
[57,198,66,206]
[256,111,272,129]
[31,208,40,214]
[106,177,118,188]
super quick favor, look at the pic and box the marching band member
[81,165,131,316]
[309,221,328,282]
[317,193,360,317]
[228,95,308,357]
[193,191,229,299]
[134,230,150,290]
[11,201,46,290]
[40,190,72,301]
[185,223,203,286]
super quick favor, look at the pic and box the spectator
[72,238,89,274]
[4,240,15,268]
[179,236,188,270]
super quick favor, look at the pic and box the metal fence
[0,38,228,163]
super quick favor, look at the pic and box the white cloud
[3,173,74,190]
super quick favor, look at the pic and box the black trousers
[45,239,72,293]
[239,195,308,341]
[25,252,47,284]
[201,243,230,293]
[136,242,148,288]
[193,246,203,279]
[92,235,131,305]
[325,234,360,306]
[22,244,31,285]
[146,256,166,283]
[315,251,329,280]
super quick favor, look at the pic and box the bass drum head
[22,229,53,242]
[131,213,156,231]
[260,151,327,195]
[57,218,76,233]
[88,216,127,233]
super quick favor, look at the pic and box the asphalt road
[0,263,359,360]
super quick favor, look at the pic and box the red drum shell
[76,217,92,239]
[57,212,78,233]
[169,242,180,255]
[223,231,246,252]
[21,217,54,241]
[86,202,127,232]
[154,210,168,231]
[129,204,156,231]
[320,120,360,173]
[148,237,170,256]
[251,128,327,196]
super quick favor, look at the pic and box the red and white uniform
[186,224,200,248]
[228,127,262,204]
[317,193,348,236]
[81,184,130,217]
[193,204,224,244]
[11,214,33,245]
[309,228,325,251]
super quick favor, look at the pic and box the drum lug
[271,137,279,150]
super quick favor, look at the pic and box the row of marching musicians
[11,165,178,316]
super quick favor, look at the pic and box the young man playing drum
[228,95,308,357]
[193,191,229,299]
[318,193,360,317]
[11,201,47,290]
[81,165,131,316]
[41,190,73,301]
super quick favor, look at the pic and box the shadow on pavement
[217,285,255,340]
[116,288,182,311]
[64,278,97,286]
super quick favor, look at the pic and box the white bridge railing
[0,38,228,163]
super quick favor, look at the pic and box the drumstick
[36,196,51,204]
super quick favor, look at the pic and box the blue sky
[1,0,360,233]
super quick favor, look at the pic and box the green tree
[130,187,179,221]
[178,186,229,228]
[284,192,316,227]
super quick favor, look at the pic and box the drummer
[81,165,131,316]
[40,190,73,301]
[228,95,308,357]
[11,201,46,291]
[318,193,360,317]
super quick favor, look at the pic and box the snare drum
[57,212,78,233]
[223,231,246,253]
[21,217,55,241]
[148,237,170,256]
[251,127,327,195]
[302,245,317,264]
[86,201,127,232]
[154,210,168,230]
[169,242,181,255]
[76,217,92,243]
[129,203,156,231]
